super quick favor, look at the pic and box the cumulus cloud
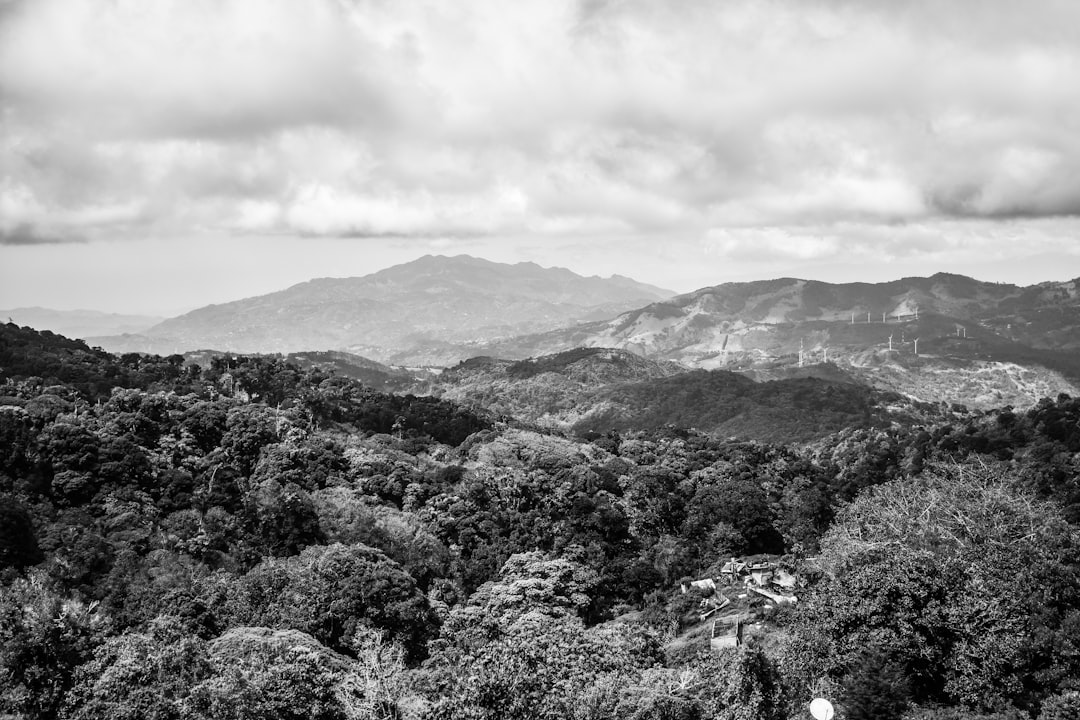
[0,0,433,139]
[702,219,1080,269]
[1,0,1079,246]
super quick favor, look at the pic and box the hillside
[478,273,1080,363]
[0,322,191,399]
[414,347,945,443]
[462,274,1080,409]
[571,369,895,443]
[3,322,1079,720]
[88,255,673,362]
[180,349,426,393]
[414,348,685,429]
[283,350,429,391]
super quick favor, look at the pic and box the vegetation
[427,351,923,444]
[2,322,1079,719]
[575,369,886,443]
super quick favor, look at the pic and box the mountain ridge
[79,265,1080,414]
[88,254,675,360]
[473,273,1080,366]
[416,272,1080,415]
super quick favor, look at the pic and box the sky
[2,0,1079,315]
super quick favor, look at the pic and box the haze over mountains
[0,307,164,340]
[15,255,1080,415]
[90,255,672,362]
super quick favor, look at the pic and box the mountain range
[15,257,1080,418]
[476,273,1080,364]
[88,255,672,362]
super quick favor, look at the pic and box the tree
[251,439,347,494]
[786,463,1080,713]
[184,626,351,720]
[241,478,324,557]
[334,627,419,720]
[841,652,912,720]
[0,571,108,719]
[206,543,437,661]
[312,486,451,590]
[60,616,210,720]
[426,551,665,720]
[0,500,42,569]
[1039,691,1080,720]
[439,551,599,647]
[429,611,662,720]
[219,404,288,477]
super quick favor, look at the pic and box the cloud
[0,0,434,140]
[1,0,1079,246]
[701,218,1080,268]
[0,223,80,245]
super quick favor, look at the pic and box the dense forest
[1,322,1079,719]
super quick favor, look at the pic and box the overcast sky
[2,0,1079,314]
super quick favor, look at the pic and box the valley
[73,258,1080,420]
[7,1,1079,716]
[3,263,1080,720]
[3,319,1079,719]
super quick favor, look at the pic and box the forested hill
[0,322,490,445]
[0,322,193,399]
[2,323,1080,719]
[416,347,942,444]
[575,369,884,442]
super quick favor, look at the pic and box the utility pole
[882,311,887,323]
[867,312,871,324]
[888,334,893,351]
[799,339,804,368]
[913,338,919,355]
[823,347,828,363]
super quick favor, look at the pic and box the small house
[720,558,749,579]
[749,562,774,587]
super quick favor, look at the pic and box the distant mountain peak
[89,255,676,361]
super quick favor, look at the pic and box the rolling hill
[411,346,949,443]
